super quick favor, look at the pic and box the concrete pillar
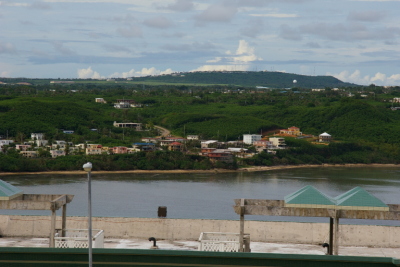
[50,209,56,248]
[62,204,67,237]
[334,217,340,255]
[239,198,245,252]
[329,217,333,255]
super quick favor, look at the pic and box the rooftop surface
[0,237,399,258]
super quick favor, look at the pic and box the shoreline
[0,163,398,176]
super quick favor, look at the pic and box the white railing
[198,232,250,252]
[54,229,104,249]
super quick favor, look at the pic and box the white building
[114,102,130,109]
[319,132,332,142]
[187,135,199,140]
[0,140,14,146]
[201,140,218,148]
[95,98,106,103]
[113,121,143,131]
[243,134,262,145]
[50,150,66,158]
[31,133,44,140]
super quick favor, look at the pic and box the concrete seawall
[0,215,399,247]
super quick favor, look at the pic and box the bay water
[1,167,399,225]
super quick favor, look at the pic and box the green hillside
[130,71,357,88]
[1,82,400,171]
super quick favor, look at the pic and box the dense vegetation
[0,151,224,172]
[1,77,400,172]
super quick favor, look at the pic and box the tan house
[168,142,183,152]
[269,137,286,149]
[113,146,128,154]
[20,151,38,158]
[16,144,31,151]
[86,144,103,155]
[50,150,66,158]
[279,126,302,136]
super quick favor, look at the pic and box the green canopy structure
[334,186,389,211]
[284,185,336,209]
[234,185,397,256]
[0,180,24,200]
[0,179,74,248]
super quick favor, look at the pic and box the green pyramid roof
[284,185,335,207]
[284,186,388,211]
[0,180,24,200]
[334,186,388,208]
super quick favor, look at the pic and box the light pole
[83,162,93,267]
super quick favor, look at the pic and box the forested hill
[131,71,358,88]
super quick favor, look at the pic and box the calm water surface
[1,167,400,225]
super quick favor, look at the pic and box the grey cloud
[361,50,400,58]
[30,1,51,10]
[384,40,397,45]
[347,10,386,22]
[240,18,265,38]
[103,44,131,53]
[117,25,143,38]
[236,0,268,7]
[161,32,186,38]
[163,0,194,12]
[52,41,76,55]
[281,22,400,42]
[194,3,237,24]
[143,16,174,29]
[111,14,137,23]
[236,0,309,6]
[161,42,217,51]
[304,42,321,48]
[0,41,17,54]
[279,24,302,41]
[87,32,111,39]
[300,22,400,41]
[20,20,35,25]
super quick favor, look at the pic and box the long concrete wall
[0,215,399,247]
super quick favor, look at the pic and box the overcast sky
[1,0,400,85]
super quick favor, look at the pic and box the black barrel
[158,206,167,218]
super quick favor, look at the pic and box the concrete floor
[0,237,399,258]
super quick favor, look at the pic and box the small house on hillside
[168,142,183,152]
[319,132,332,143]
[279,126,302,136]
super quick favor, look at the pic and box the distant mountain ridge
[130,71,358,88]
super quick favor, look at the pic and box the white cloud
[77,67,104,79]
[206,57,222,63]
[191,65,248,72]
[223,40,261,62]
[233,40,262,63]
[197,40,261,71]
[329,70,400,86]
[80,67,175,78]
